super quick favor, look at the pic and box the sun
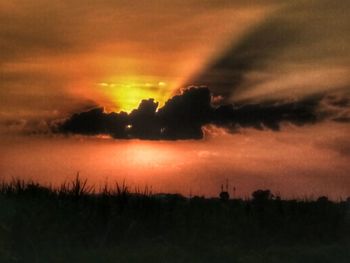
[98,76,173,112]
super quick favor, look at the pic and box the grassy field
[0,177,349,263]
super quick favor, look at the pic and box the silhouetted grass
[0,176,349,263]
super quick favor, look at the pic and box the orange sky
[1,122,350,199]
[1,1,349,121]
[0,0,274,117]
[0,0,349,198]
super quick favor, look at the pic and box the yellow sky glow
[98,77,173,112]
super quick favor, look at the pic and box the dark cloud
[58,87,328,140]
[213,95,322,131]
[58,108,129,138]
[129,99,160,139]
[58,88,212,140]
[158,88,212,139]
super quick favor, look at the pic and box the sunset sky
[0,0,349,198]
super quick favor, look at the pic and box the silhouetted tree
[252,189,273,203]
[317,196,329,203]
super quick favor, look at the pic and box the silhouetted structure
[252,189,273,202]
[317,196,329,203]
[219,179,230,201]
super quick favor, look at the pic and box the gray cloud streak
[186,0,350,102]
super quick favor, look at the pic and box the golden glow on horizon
[1,122,350,199]
[98,76,173,112]
[124,141,178,167]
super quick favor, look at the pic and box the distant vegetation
[0,176,349,263]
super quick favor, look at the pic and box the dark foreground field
[0,178,349,263]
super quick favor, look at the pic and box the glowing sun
[98,76,173,112]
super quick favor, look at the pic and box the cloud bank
[58,87,338,140]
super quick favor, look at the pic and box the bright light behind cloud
[98,77,173,112]
[0,0,273,121]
